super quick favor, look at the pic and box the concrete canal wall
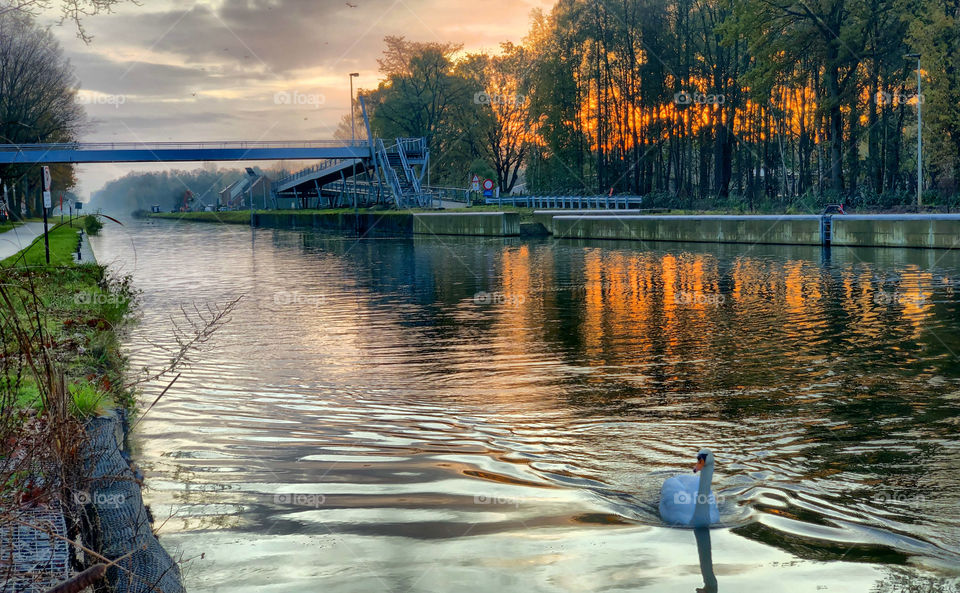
[551,213,960,248]
[830,214,960,248]
[553,214,824,245]
[153,211,960,248]
[412,212,520,236]
[254,211,413,237]
[533,208,667,234]
[156,211,520,237]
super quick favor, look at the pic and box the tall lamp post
[905,53,922,208]
[349,72,360,214]
[349,72,359,144]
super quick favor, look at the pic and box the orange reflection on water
[481,245,944,390]
[898,267,935,338]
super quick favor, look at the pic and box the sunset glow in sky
[41,0,552,196]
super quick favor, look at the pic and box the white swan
[659,449,720,526]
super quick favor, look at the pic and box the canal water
[91,219,960,592]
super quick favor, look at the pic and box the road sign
[470,174,480,191]
[42,166,52,208]
[41,167,51,263]
[482,178,494,198]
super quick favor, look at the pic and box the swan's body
[659,449,719,526]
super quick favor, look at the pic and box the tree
[0,11,84,216]
[459,43,532,193]
[910,0,960,195]
[364,36,479,185]
[0,0,129,42]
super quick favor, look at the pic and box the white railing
[485,195,645,209]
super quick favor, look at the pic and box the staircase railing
[376,138,405,207]
[395,139,423,203]
[396,137,426,157]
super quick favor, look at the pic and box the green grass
[1,215,138,422]
[0,377,43,410]
[1,221,83,267]
[1,265,137,419]
[146,210,254,223]
[68,380,115,418]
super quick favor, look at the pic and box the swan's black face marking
[694,453,707,473]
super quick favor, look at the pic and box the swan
[659,449,720,526]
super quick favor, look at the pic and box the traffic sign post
[482,178,494,198]
[470,174,480,192]
[42,166,51,264]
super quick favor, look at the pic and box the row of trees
[0,10,84,218]
[0,0,128,216]
[91,166,285,213]
[357,0,960,209]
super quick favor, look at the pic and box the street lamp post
[905,53,922,208]
[349,72,360,212]
[349,73,359,144]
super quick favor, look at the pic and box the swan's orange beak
[693,458,705,473]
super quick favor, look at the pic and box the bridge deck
[275,158,370,194]
[0,141,370,164]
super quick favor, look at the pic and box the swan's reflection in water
[694,527,718,593]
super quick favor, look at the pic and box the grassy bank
[1,216,137,578]
[1,221,84,267]
[145,210,253,224]
[1,214,136,424]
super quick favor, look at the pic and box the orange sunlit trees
[364,0,958,206]
[521,0,950,207]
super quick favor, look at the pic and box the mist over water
[92,220,960,592]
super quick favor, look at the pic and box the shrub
[84,215,103,236]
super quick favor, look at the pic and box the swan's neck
[696,466,713,497]
[692,465,714,524]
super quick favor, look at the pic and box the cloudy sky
[41,0,552,197]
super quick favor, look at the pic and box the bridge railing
[423,186,470,204]
[273,158,365,188]
[395,137,426,156]
[485,195,645,209]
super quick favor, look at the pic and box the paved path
[76,231,96,263]
[0,222,47,261]
[436,199,471,209]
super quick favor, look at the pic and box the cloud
[45,0,553,196]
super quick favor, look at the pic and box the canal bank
[0,218,184,593]
[148,209,960,248]
[146,209,522,237]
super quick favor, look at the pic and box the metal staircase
[375,137,431,208]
